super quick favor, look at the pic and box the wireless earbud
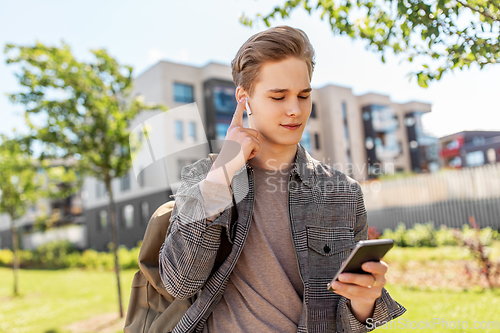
[245,98,252,115]
[244,97,255,129]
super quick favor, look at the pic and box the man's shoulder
[181,157,212,176]
[310,158,360,190]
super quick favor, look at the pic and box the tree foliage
[0,134,40,225]
[5,41,161,181]
[239,0,500,87]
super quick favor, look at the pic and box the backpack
[124,153,236,333]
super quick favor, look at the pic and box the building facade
[438,130,500,168]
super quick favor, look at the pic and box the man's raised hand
[224,97,261,163]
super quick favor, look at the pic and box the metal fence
[361,162,500,231]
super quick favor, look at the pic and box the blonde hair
[231,25,316,97]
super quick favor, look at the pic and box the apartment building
[439,130,500,168]
[82,60,435,250]
[312,87,437,179]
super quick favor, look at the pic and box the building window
[99,210,108,230]
[216,123,230,140]
[449,156,462,168]
[141,201,149,224]
[174,83,194,103]
[347,148,353,178]
[362,111,370,121]
[96,182,107,198]
[314,133,320,150]
[344,123,350,144]
[487,148,497,163]
[373,106,398,132]
[445,139,460,150]
[472,136,485,146]
[188,121,196,142]
[120,172,131,192]
[175,120,183,141]
[300,130,311,153]
[341,102,347,121]
[466,151,485,167]
[213,85,237,114]
[310,103,317,119]
[123,204,134,229]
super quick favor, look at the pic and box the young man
[159,25,406,332]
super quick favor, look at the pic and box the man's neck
[249,141,298,171]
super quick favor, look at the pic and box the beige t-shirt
[200,162,303,333]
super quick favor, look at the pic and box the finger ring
[372,275,377,287]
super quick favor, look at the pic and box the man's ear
[235,86,247,102]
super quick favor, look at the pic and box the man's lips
[281,124,301,129]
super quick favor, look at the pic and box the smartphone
[327,239,394,291]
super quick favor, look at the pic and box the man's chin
[268,138,302,147]
[259,131,303,147]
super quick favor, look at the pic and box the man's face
[246,57,312,148]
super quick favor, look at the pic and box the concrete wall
[85,189,171,251]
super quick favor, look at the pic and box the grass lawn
[0,268,136,333]
[383,285,500,332]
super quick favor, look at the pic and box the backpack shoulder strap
[208,153,236,271]
[137,200,176,298]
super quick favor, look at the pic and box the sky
[1,0,499,139]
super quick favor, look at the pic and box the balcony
[371,106,399,132]
[372,117,399,132]
[440,137,464,158]
[375,140,402,160]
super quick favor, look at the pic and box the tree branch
[456,0,499,22]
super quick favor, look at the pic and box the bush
[405,222,436,247]
[462,225,499,246]
[434,225,459,246]
[382,223,408,247]
[381,221,500,248]
[33,240,77,269]
[0,240,140,271]
[0,249,14,266]
[118,245,140,270]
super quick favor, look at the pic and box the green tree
[240,0,500,87]
[5,42,166,317]
[0,134,41,295]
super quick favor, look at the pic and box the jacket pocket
[306,225,355,257]
[305,225,356,306]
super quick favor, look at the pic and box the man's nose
[286,99,302,117]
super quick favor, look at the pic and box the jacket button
[323,245,331,253]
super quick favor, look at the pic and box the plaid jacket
[159,143,406,333]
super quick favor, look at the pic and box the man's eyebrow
[266,87,313,93]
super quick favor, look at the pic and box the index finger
[361,261,388,275]
[230,97,245,128]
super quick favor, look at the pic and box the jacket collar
[234,143,315,187]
